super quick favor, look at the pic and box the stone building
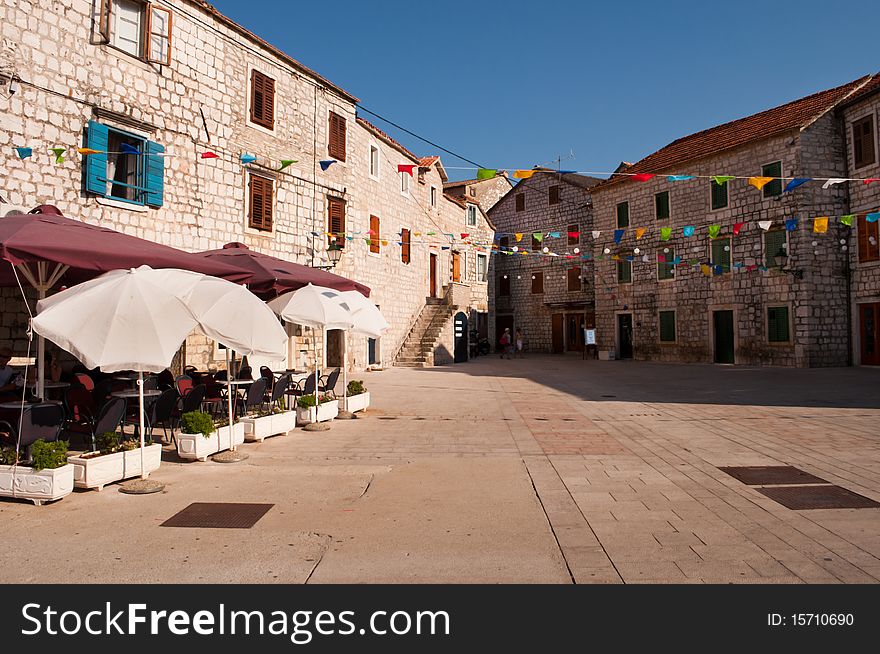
[589,74,879,367]
[487,170,600,354]
[0,0,491,372]
[442,174,512,212]
[837,76,880,365]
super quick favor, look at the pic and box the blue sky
[212,0,878,181]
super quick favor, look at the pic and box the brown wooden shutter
[854,117,876,167]
[329,112,347,161]
[858,213,880,263]
[401,228,411,264]
[567,267,581,291]
[250,70,275,129]
[328,197,345,248]
[531,272,543,294]
[452,252,461,282]
[498,275,510,297]
[515,193,525,212]
[248,174,273,231]
[369,215,380,254]
[549,185,560,205]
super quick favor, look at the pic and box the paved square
[1,357,878,584]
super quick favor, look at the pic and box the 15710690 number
[768,613,854,626]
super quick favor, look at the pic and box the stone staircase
[394,296,455,367]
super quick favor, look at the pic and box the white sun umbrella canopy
[268,284,354,402]
[337,290,389,408]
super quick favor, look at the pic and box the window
[452,252,461,283]
[515,193,525,212]
[499,236,509,249]
[99,0,172,64]
[531,234,542,251]
[711,237,731,273]
[430,186,437,207]
[400,228,411,264]
[467,204,477,226]
[858,213,880,263]
[655,191,670,220]
[83,120,164,207]
[764,230,787,268]
[476,254,488,282]
[469,187,476,197]
[549,185,560,205]
[369,215,380,254]
[249,69,275,130]
[767,306,790,342]
[498,275,510,297]
[658,247,675,280]
[617,259,632,284]
[328,111,346,161]
[327,197,345,248]
[369,145,379,178]
[762,161,782,197]
[659,311,676,342]
[531,272,543,294]
[853,115,876,168]
[710,179,728,210]
[400,171,410,194]
[567,224,579,246]
[616,201,629,228]
[247,173,273,232]
[567,267,582,291]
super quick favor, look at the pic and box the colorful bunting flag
[15,147,32,159]
[397,164,415,176]
[748,176,773,190]
[683,226,695,237]
[77,147,102,155]
[714,265,723,275]
[784,178,810,193]
[512,170,535,179]
[592,230,601,239]
[658,254,666,263]
[460,233,469,239]
[119,143,140,155]
[635,227,647,240]
[813,217,828,233]
[660,227,672,241]
[278,159,297,171]
[821,178,846,189]
[515,233,523,242]
[868,212,880,223]
[200,151,219,159]
[568,231,580,239]
[631,173,656,182]
[701,264,712,277]
[673,256,682,265]
[785,218,798,231]
[758,220,773,231]
[240,153,257,164]
[50,147,65,164]
[533,232,543,242]
[733,222,745,236]
[839,214,854,227]
[864,178,880,185]
[667,175,695,182]
[319,160,336,171]
[477,168,496,180]
[708,225,721,239]
[548,232,561,238]
[613,229,625,244]
[712,175,735,185]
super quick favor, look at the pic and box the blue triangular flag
[319,160,336,171]
[785,218,798,231]
[667,175,695,182]
[783,178,810,193]
[683,226,695,237]
[714,265,723,275]
[867,212,880,223]
[15,147,32,159]
[613,229,625,244]
[120,143,140,155]
[441,246,450,250]
[240,153,257,164]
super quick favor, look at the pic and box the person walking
[514,327,524,358]
[499,328,512,359]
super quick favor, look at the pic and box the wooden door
[452,252,461,283]
[860,303,880,365]
[429,254,437,297]
[617,314,633,359]
[551,314,564,353]
[713,310,734,364]
[495,315,514,353]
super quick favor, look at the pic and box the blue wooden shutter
[144,140,165,207]
[84,121,109,196]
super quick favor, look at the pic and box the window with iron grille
[327,197,345,248]
[467,205,477,226]
[659,310,676,342]
[767,306,790,342]
[328,111,346,161]
[853,115,876,168]
[248,173,273,231]
[250,70,275,130]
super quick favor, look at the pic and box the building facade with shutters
[442,174,513,213]
[487,171,599,354]
[589,74,879,368]
[0,0,493,371]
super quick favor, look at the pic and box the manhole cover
[719,466,827,486]
[757,485,880,510]
[160,503,274,529]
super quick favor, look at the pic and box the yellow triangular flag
[748,176,773,190]
[414,232,421,236]
[515,233,523,242]
[513,170,535,179]
[813,217,828,234]
[635,227,647,240]
[382,240,388,246]
[701,264,712,277]
[77,147,103,155]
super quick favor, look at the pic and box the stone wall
[444,174,513,211]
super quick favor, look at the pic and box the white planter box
[339,392,370,413]
[272,411,297,435]
[177,422,246,462]
[296,401,339,425]
[0,463,74,506]
[68,444,163,491]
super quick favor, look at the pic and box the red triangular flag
[200,151,219,159]
[632,173,656,182]
[864,178,880,185]
[567,231,580,239]
[397,164,415,176]
[733,222,745,235]
[460,233,469,239]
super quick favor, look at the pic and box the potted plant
[339,380,370,413]
[176,410,245,462]
[296,393,338,425]
[67,432,162,491]
[242,398,297,443]
[0,440,74,506]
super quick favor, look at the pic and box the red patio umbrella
[196,242,370,299]
[0,205,253,398]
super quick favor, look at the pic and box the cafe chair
[148,388,178,445]
[318,368,341,398]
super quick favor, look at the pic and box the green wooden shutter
[762,161,782,197]
[84,121,109,196]
[768,307,790,342]
[616,202,629,228]
[658,247,675,280]
[144,140,165,207]
[764,230,787,267]
[659,311,676,342]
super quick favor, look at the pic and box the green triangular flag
[477,168,496,180]
[660,227,672,241]
[712,175,735,185]
[708,224,721,239]
[50,147,66,164]
[278,159,297,171]
[533,232,543,242]
[839,214,854,227]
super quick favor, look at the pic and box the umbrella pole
[119,369,165,494]
[138,371,146,479]
[227,348,235,451]
[37,290,45,400]
[343,332,348,409]
[314,327,319,404]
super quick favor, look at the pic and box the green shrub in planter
[0,446,20,466]
[347,380,367,396]
[297,394,334,409]
[30,440,69,470]
[95,431,121,455]
[180,411,215,438]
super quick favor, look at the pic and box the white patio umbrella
[268,284,354,407]
[337,291,389,411]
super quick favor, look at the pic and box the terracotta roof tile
[419,156,440,167]
[838,73,880,109]
[594,74,876,191]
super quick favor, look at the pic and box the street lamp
[314,242,343,270]
[774,248,803,279]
